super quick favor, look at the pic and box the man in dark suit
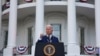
[35,25,65,56]
[37,25,59,43]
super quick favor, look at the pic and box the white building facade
[0,0,100,56]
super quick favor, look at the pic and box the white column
[32,0,44,55]
[3,0,17,56]
[0,0,2,38]
[67,0,80,55]
[7,0,17,48]
[34,0,44,44]
[95,0,100,47]
[0,0,2,50]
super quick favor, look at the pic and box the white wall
[88,19,95,46]
[1,0,6,5]
[77,16,96,46]
[77,16,89,46]
[16,16,35,46]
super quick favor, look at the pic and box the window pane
[53,25,60,31]
[80,27,85,54]
[4,31,8,48]
[28,27,33,54]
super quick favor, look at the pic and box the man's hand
[40,33,44,39]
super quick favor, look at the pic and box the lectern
[35,42,65,56]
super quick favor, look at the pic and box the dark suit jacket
[37,35,59,43]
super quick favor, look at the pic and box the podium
[35,42,65,56]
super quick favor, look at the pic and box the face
[46,26,53,35]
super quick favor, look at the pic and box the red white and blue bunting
[25,0,33,2]
[6,2,10,8]
[80,0,87,2]
[84,46,96,54]
[14,46,28,54]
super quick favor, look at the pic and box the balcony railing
[2,0,94,11]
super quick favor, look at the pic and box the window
[28,27,33,54]
[4,31,8,48]
[51,24,61,41]
[80,27,85,54]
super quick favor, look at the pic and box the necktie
[48,35,51,42]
